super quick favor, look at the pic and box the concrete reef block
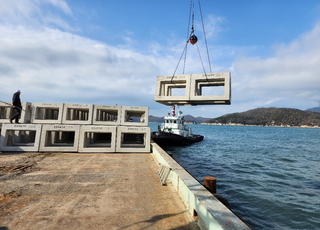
[155,74,191,105]
[120,106,149,127]
[0,101,32,123]
[62,103,93,125]
[39,124,80,152]
[31,102,64,124]
[0,124,42,152]
[92,104,121,126]
[78,125,117,153]
[189,72,231,105]
[116,126,150,152]
[155,72,231,105]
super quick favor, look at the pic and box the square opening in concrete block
[0,101,32,123]
[35,108,60,120]
[65,108,90,121]
[62,104,93,125]
[0,124,42,152]
[95,110,118,122]
[121,106,148,127]
[84,132,112,147]
[116,126,150,152]
[120,133,145,148]
[195,79,226,96]
[169,87,186,96]
[40,125,80,152]
[92,105,121,126]
[31,103,64,124]
[44,131,75,147]
[0,106,12,119]
[78,126,117,152]
[3,130,37,147]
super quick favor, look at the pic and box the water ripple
[150,124,320,230]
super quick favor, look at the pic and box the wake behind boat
[151,106,204,146]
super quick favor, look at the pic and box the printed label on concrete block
[189,72,231,105]
[116,126,150,152]
[31,102,64,124]
[155,74,192,105]
[78,125,117,153]
[39,124,80,152]
[92,104,121,126]
[0,124,42,152]
[62,103,93,125]
[0,101,32,124]
[120,106,149,127]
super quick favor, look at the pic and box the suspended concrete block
[39,124,80,152]
[155,74,192,106]
[189,72,231,105]
[154,72,231,105]
[31,102,64,124]
[0,101,32,124]
[116,126,150,153]
[62,103,93,125]
[120,106,149,127]
[92,104,121,126]
[0,124,42,152]
[78,125,117,153]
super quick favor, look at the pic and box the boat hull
[151,131,204,146]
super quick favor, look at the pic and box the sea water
[149,124,320,230]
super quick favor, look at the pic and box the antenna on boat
[171,105,176,117]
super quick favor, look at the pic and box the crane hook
[189,34,198,45]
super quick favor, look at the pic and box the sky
[0,0,319,118]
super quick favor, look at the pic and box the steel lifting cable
[196,43,207,77]
[182,0,194,75]
[171,0,212,86]
[171,0,194,88]
[198,0,212,73]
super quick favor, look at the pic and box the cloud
[0,0,319,119]
[231,22,320,111]
[0,0,74,31]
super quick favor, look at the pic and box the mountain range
[149,107,320,126]
[205,107,320,127]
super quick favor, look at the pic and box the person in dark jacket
[10,90,22,124]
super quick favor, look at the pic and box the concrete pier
[0,152,196,230]
[0,143,252,230]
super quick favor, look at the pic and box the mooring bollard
[204,176,217,194]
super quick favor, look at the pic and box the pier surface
[0,152,195,230]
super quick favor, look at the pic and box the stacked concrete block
[155,72,231,105]
[0,124,42,152]
[39,125,80,152]
[120,106,148,127]
[1,101,151,153]
[78,126,117,153]
[0,101,32,124]
[116,126,150,152]
[31,102,64,124]
[62,103,93,125]
[93,104,121,126]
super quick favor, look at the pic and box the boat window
[174,120,176,123]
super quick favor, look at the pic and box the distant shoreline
[200,123,320,128]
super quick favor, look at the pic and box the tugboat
[151,106,204,146]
